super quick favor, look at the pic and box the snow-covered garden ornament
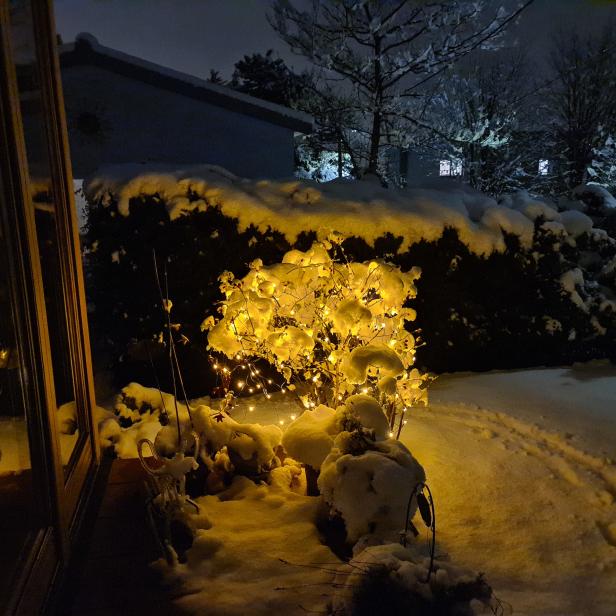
[202,239,432,435]
[137,427,201,564]
[137,429,201,510]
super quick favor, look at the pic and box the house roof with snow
[59,34,313,134]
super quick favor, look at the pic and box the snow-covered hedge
[83,166,616,392]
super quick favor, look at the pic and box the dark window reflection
[0,218,35,607]
[10,0,79,474]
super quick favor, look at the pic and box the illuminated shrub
[202,240,431,434]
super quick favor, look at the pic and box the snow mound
[573,183,616,213]
[281,405,337,470]
[108,383,284,470]
[500,190,560,221]
[318,433,425,543]
[85,165,597,256]
[560,210,594,237]
[333,543,493,615]
[281,396,391,469]
[340,343,405,384]
[341,394,391,440]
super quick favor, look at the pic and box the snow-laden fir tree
[202,240,430,435]
[269,0,534,177]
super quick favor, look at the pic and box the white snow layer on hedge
[84,164,597,256]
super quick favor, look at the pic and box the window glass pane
[0,215,36,606]
[10,0,80,475]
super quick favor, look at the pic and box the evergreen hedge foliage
[84,192,616,396]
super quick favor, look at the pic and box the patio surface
[56,457,185,615]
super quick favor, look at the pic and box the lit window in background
[440,160,452,176]
[538,159,550,176]
[439,159,462,177]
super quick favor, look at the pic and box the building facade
[60,34,312,180]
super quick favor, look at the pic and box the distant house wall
[61,65,296,179]
[406,152,442,185]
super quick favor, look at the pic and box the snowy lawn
[161,362,616,616]
[400,363,616,615]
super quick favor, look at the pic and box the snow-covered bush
[332,543,493,616]
[318,431,425,543]
[279,393,425,543]
[202,240,430,434]
[110,382,293,491]
[82,166,616,389]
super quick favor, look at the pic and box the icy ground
[107,363,616,615]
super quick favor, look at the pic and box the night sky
[54,0,616,80]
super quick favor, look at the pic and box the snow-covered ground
[158,362,616,615]
[402,363,616,616]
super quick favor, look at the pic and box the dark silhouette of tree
[207,69,226,85]
[547,26,616,191]
[230,49,309,107]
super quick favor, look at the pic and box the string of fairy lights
[207,254,421,435]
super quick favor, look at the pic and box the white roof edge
[60,33,314,129]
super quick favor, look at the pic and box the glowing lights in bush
[202,238,432,435]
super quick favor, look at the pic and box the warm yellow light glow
[248,406,255,411]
